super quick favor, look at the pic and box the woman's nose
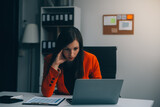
[70,50,74,57]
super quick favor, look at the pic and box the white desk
[0,91,154,107]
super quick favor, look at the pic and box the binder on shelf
[42,14,52,25]
[51,14,55,25]
[42,7,75,26]
[46,14,51,25]
[55,14,60,25]
[52,42,55,48]
[68,13,74,25]
[64,14,69,25]
[42,14,47,25]
[48,41,52,53]
[42,41,56,54]
[59,14,64,25]
[42,41,47,53]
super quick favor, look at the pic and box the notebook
[23,97,65,106]
[66,79,123,105]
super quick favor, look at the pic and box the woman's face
[62,40,80,61]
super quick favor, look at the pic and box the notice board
[103,14,134,35]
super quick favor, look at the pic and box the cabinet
[39,6,81,92]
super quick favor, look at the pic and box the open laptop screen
[67,79,123,105]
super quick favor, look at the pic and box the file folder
[46,14,51,25]
[68,13,74,25]
[42,14,47,25]
[42,41,55,54]
[51,14,55,25]
[59,14,64,25]
[55,14,60,25]
[42,41,47,53]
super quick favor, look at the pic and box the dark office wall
[0,0,19,91]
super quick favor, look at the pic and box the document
[119,21,132,30]
[23,97,65,106]
[104,16,117,26]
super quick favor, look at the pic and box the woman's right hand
[51,50,66,70]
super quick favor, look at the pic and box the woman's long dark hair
[48,27,84,78]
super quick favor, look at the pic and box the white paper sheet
[119,21,132,30]
[104,16,117,26]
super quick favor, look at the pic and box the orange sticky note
[127,14,133,19]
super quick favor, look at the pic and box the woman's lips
[69,57,74,60]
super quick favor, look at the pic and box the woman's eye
[74,47,78,50]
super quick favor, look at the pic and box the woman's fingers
[57,50,67,64]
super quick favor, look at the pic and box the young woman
[41,27,102,97]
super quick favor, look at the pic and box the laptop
[66,79,123,105]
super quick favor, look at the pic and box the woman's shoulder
[83,51,99,65]
[83,51,97,59]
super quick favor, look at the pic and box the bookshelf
[39,6,81,92]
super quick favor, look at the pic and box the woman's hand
[51,50,66,70]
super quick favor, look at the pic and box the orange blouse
[41,51,102,97]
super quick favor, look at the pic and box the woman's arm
[41,50,66,97]
[90,55,102,79]
[41,55,61,97]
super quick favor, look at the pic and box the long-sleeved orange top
[41,51,102,97]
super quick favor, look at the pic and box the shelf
[39,6,81,93]
[42,25,74,27]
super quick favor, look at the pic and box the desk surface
[0,91,154,107]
